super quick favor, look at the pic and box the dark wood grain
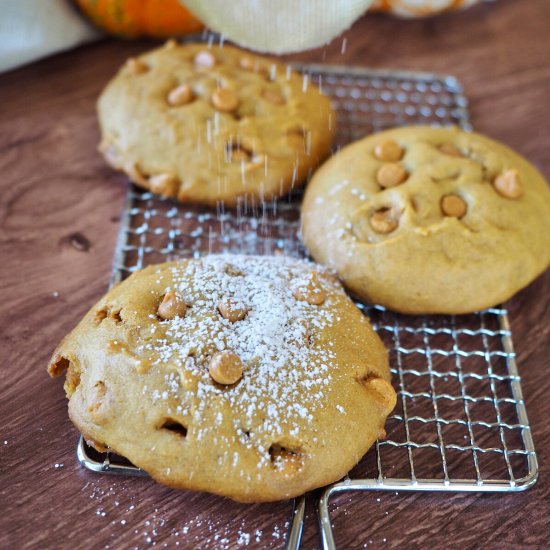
[1,0,549,548]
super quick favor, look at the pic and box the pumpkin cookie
[301,126,550,314]
[97,43,335,206]
[48,255,395,502]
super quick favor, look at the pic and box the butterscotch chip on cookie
[301,126,550,314]
[48,255,394,502]
[97,43,335,206]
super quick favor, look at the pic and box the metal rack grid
[77,64,538,549]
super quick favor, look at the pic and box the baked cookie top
[301,126,550,314]
[97,42,335,206]
[48,255,395,502]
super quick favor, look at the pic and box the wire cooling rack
[78,64,538,549]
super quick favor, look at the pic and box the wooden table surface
[1,0,549,548]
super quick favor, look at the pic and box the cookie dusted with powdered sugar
[97,42,335,206]
[48,255,395,502]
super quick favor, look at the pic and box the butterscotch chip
[262,89,285,105]
[98,43,334,207]
[493,169,523,199]
[376,163,408,188]
[47,255,394,502]
[194,50,216,68]
[157,291,187,320]
[374,139,403,162]
[293,272,326,305]
[149,173,178,197]
[369,209,399,234]
[211,88,239,112]
[126,57,149,75]
[441,194,468,218]
[217,298,248,322]
[438,143,463,157]
[301,125,550,314]
[209,351,243,385]
[167,84,194,106]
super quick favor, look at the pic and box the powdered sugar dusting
[136,254,342,466]
[85,478,290,548]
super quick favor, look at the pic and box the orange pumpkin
[371,0,486,17]
[75,0,203,38]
